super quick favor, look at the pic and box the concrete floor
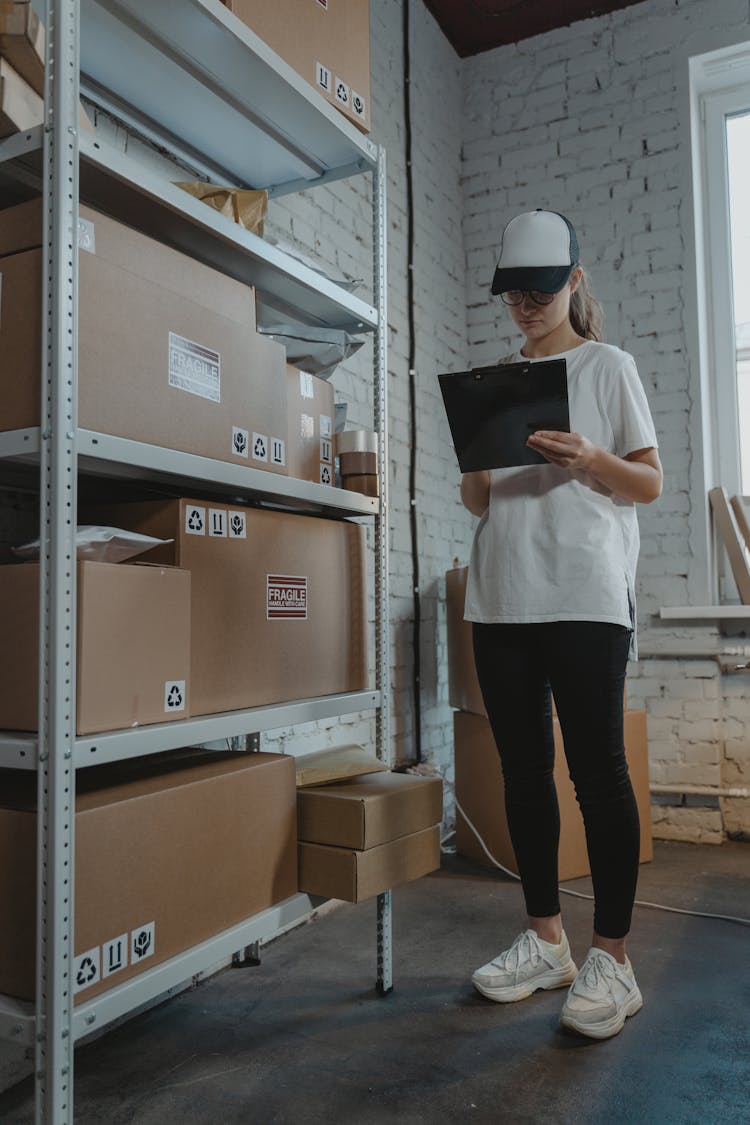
[1,839,749,1124]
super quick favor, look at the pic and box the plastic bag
[13,527,173,564]
[257,323,365,378]
[265,236,362,292]
[175,181,268,235]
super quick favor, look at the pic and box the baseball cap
[491,210,579,296]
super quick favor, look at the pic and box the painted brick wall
[461,0,750,841]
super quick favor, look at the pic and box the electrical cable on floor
[454,794,750,928]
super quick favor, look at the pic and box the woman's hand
[527,431,663,503]
[526,430,596,470]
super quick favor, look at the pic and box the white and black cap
[491,209,579,296]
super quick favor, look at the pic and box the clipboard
[438,358,570,471]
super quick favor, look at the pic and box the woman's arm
[527,432,663,504]
[461,470,491,516]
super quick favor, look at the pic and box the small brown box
[0,561,191,734]
[0,752,297,1002]
[298,824,440,903]
[0,3,44,95]
[454,709,652,881]
[297,772,443,849]
[0,55,41,137]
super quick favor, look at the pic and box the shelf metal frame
[0,690,381,772]
[2,2,391,1120]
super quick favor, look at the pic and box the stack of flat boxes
[446,567,653,880]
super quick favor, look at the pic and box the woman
[462,209,662,1040]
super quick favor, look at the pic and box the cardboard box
[445,567,625,716]
[298,824,440,902]
[454,709,653,881]
[0,2,44,95]
[0,54,40,137]
[81,499,369,717]
[297,771,443,849]
[0,751,297,1002]
[286,364,335,486]
[0,561,191,735]
[295,744,388,788]
[0,198,289,473]
[223,0,371,134]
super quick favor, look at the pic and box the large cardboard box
[0,561,191,734]
[445,567,625,716]
[297,771,443,849]
[286,364,335,486]
[82,499,369,717]
[0,198,288,473]
[0,751,297,1002]
[454,709,653,881]
[298,824,440,902]
[223,0,371,134]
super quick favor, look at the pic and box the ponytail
[569,267,604,342]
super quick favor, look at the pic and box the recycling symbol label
[131,921,155,963]
[232,426,249,458]
[164,680,186,713]
[185,505,205,535]
[352,91,366,120]
[252,433,268,462]
[73,947,101,994]
[320,464,332,485]
[335,77,350,107]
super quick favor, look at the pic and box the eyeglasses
[500,289,557,307]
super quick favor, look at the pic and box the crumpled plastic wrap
[257,323,365,378]
[13,527,173,564]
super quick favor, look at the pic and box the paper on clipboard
[438,358,570,471]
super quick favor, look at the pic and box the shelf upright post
[35,1,81,1121]
[373,144,393,996]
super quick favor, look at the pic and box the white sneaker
[472,929,578,1003]
[560,947,643,1039]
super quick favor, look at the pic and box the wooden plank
[709,486,750,603]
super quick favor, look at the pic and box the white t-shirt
[464,340,658,658]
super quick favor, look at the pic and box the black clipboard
[438,358,570,471]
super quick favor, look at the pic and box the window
[689,43,750,599]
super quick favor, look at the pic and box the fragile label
[168,332,221,403]
[164,680,186,713]
[228,511,247,539]
[316,62,332,95]
[300,371,314,399]
[209,509,228,537]
[102,933,129,979]
[300,413,315,441]
[320,414,332,438]
[185,505,206,535]
[352,90,367,121]
[131,922,155,963]
[267,574,308,619]
[73,946,101,994]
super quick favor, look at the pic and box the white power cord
[454,796,750,929]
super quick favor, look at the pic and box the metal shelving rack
[0,1,390,1120]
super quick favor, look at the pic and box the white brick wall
[462,0,750,841]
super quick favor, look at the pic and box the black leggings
[471,620,640,939]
